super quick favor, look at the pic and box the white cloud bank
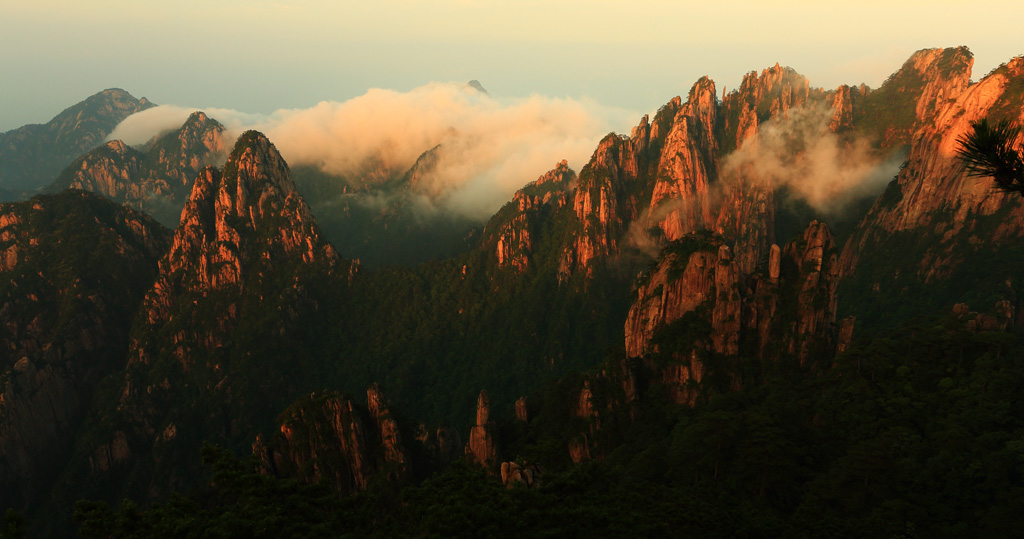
[108,82,637,219]
[109,86,901,225]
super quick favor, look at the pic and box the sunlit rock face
[466,390,498,470]
[840,53,1024,305]
[133,130,341,367]
[624,221,840,402]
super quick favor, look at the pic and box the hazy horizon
[2,0,1023,132]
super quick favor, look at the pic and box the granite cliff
[253,385,410,496]
[839,53,1024,329]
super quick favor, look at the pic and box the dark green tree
[0,510,26,539]
[956,118,1024,195]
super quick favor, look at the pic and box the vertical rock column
[465,390,497,469]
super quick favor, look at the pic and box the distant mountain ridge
[48,111,227,225]
[0,89,154,193]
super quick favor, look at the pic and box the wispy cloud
[721,103,901,215]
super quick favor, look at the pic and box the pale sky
[1,0,1022,132]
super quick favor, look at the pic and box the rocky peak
[175,112,225,155]
[224,130,298,198]
[906,47,973,125]
[737,64,809,116]
[134,131,340,363]
[720,64,811,152]
[105,139,130,154]
[145,111,228,210]
[711,65,816,275]
[405,144,444,194]
[647,96,683,146]
[852,47,974,149]
[475,390,490,425]
[491,160,575,272]
[47,89,154,149]
[53,140,145,199]
[646,78,719,242]
[567,135,632,272]
[163,131,335,287]
[630,114,650,148]
[467,80,488,94]
[535,159,572,186]
[560,90,706,278]
[839,51,1024,282]
[253,392,374,496]
[687,76,719,128]
[829,85,856,132]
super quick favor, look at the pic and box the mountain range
[3,46,1024,537]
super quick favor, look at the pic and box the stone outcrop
[558,359,639,464]
[416,424,462,467]
[837,316,857,354]
[500,461,541,488]
[465,390,497,469]
[489,161,574,272]
[625,221,841,402]
[253,388,411,496]
[514,397,529,422]
[952,301,1017,333]
[367,383,410,480]
[829,85,857,133]
[624,234,723,358]
[783,221,840,363]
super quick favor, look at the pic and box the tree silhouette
[956,118,1024,196]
